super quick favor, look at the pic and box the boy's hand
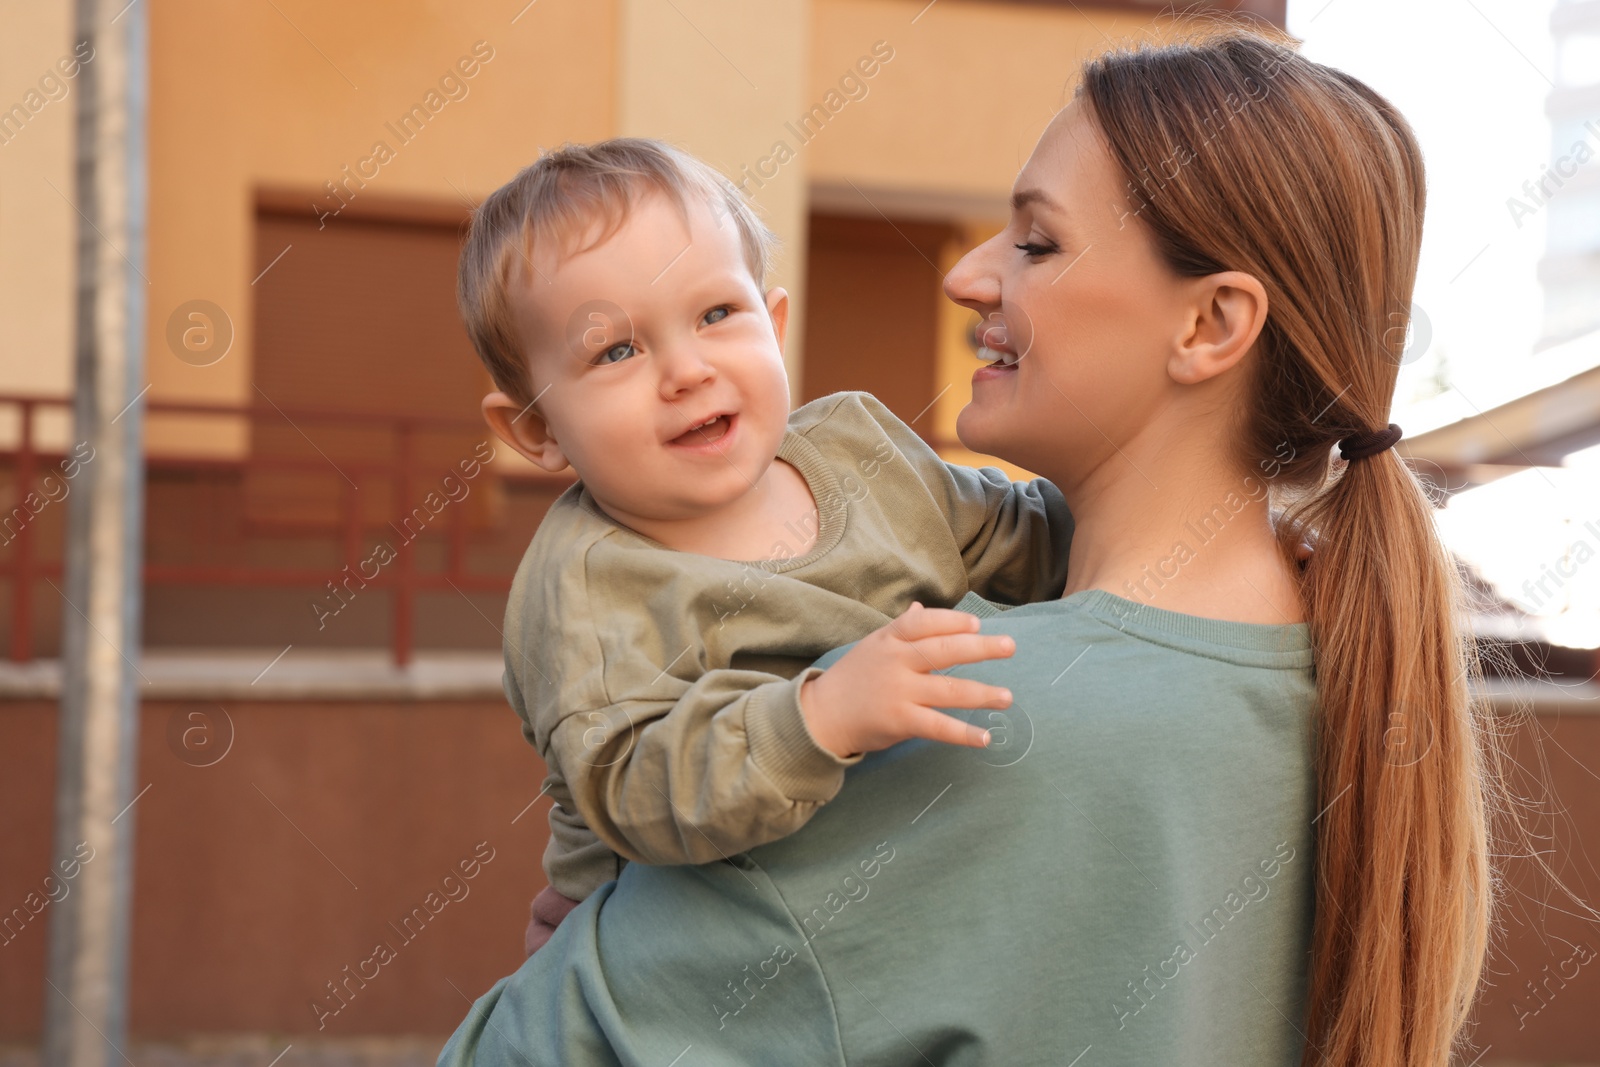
[798,602,1015,759]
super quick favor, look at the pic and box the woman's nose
[943,238,1002,313]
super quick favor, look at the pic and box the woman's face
[944,99,1197,489]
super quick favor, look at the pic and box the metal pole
[43,0,147,1062]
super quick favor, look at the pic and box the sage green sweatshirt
[442,588,1319,1066]
[501,391,1074,903]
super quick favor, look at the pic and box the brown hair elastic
[1338,423,1403,461]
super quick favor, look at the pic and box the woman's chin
[955,404,1004,459]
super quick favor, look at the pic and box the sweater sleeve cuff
[746,667,864,802]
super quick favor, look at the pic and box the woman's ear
[1168,271,1268,386]
[765,287,790,353]
[482,390,569,473]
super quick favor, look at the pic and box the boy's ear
[481,390,570,473]
[765,287,790,353]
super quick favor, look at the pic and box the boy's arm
[843,392,1074,605]
[545,665,863,867]
[941,463,1073,605]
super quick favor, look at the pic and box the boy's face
[496,189,792,526]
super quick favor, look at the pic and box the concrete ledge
[1,651,1594,710]
[0,1036,446,1067]
[1480,676,1600,715]
[0,649,506,702]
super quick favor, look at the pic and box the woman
[440,24,1493,1067]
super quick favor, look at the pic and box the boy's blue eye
[703,306,731,325]
[594,341,635,365]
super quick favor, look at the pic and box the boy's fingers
[888,603,981,642]
[904,706,992,749]
[905,632,1015,672]
[914,674,1012,711]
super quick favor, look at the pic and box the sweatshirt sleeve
[834,391,1074,606]
[546,661,865,867]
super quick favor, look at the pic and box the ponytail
[1281,450,1489,1063]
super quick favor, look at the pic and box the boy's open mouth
[668,412,734,447]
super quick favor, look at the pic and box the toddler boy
[457,138,1073,954]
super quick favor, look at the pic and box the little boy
[457,138,1073,954]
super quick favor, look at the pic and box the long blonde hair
[1078,23,1493,1064]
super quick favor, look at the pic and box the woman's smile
[971,309,1027,384]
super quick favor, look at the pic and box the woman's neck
[1048,436,1305,626]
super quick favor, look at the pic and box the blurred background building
[1543,0,1600,348]
[1,0,1596,1064]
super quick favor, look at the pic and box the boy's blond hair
[457,137,779,407]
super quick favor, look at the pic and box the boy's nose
[656,341,717,398]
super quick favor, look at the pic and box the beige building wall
[616,0,812,400]
[809,0,1158,205]
[0,0,79,453]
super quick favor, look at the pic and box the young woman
[440,24,1496,1067]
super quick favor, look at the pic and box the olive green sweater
[502,391,1074,903]
[442,589,1318,1066]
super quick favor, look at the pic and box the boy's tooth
[685,414,724,433]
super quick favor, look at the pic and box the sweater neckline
[575,428,848,571]
[956,588,1313,665]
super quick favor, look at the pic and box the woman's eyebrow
[1011,187,1068,216]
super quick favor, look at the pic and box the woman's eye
[593,341,636,365]
[1014,241,1058,259]
[703,306,732,325]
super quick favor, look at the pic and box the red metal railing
[0,393,560,667]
